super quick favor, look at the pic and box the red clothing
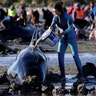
[67,6,74,16]
[76,9,84,19]
[29,10,35,25]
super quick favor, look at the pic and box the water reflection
[0,53,96,66]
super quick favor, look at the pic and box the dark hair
[59,1,63,5]
[53,2,64,13]
[21,5,25,9]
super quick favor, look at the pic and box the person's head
[74,2,80,10]
[90,1,94,9]
[53,2,64,16]
[57,1,67,13]
[59,1,64,8]
[20,5,25,11]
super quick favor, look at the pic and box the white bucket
[39,28,59,47]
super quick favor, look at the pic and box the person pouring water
[48,2,84,89]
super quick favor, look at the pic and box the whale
[0,16,35,41]
[7,31,47,85]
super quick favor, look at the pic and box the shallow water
[0,53,96,66]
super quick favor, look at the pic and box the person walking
[29,9,35,25]
[17,5,27,27]
[49,2,84,88]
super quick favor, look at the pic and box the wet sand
[0,65,78,75]
[0,40,95,96]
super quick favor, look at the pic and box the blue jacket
[51,13,76,40]
[89,6,96,20]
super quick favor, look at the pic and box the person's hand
[58,33,63,37]
[49,26,53,30]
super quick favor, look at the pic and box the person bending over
[49,2,84,89]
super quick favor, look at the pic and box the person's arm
[49,16,57,30]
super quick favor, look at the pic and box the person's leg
[58,38,67,78]
[68,39,83,77]
[58,38,67,88]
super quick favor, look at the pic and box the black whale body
[7,43,47,84]
[0,25,34,41]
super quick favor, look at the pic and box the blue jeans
[58,38,82,79]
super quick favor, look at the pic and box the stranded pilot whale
[7,31,47,84]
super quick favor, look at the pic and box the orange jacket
[76,9,84,19]
[30,10,35,24]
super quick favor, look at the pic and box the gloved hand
[49,26,54,30]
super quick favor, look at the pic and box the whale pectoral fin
[37,56,41,63]
[37,55,45,64]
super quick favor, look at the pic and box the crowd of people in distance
[67,1,96,40]
[0,1,96,40]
